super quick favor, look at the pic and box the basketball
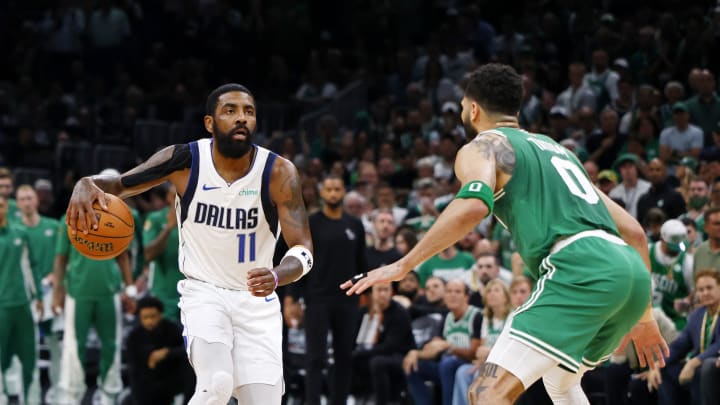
[67,194,135,260]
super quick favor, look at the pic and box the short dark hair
[136,296,164,314]
[464,64,523,116]
[206,83,254,115]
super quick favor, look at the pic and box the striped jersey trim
[509,328,580,373]
[513,256,556,315]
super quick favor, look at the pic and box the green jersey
[443,306,481,349]
[649,242,692,330]
[0,223,40,307]
[56,215,122,299]
[143,208,184,309]
[491,128,620,277]
[416,250,475,287]
[6,198,20,223]
[18,216,59,280]
[130,208,144,279]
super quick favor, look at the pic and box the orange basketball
[67,193,135,260]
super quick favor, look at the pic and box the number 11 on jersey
[237,232,256,263]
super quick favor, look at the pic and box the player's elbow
[461,200,490,224]
[622,221,648,247]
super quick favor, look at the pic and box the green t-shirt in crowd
[417,250,475,287]
[143,207,184,318]
[0,222,40,307]
[56,215,122,299]
[18,216,59,280]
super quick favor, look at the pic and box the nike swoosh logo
[202,184,222,191]
[264,296,276,302]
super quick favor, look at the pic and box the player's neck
[211,145,256,184]
[475,116,519,133]
[323,205,343,219]
[22,212,40,226]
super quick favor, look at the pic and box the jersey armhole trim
[261,152,279,237]
[179,141,200,226]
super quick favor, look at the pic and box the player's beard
[214,122,254,158]
[461,111,478,139]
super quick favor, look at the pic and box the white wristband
[124,284,138,299]
[283,245,313,278]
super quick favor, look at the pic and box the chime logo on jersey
[193,202,258,230]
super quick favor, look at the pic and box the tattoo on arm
[121,144,191,187]
[279,174,307,230]
[470,134,516,176]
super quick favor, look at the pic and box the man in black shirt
[126,296,194,405]
[290,175,367,405]
[367,209,402,270]
[637,158,687,222]
[353,282,415,405]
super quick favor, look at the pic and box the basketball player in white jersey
[65,83,314,404]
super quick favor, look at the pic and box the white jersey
[176,139,280,290]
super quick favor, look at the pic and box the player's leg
[541,365,591,405]
[11,304,37,402]
[187,339,234,405]
[232,377,283,405]
[93,294,123,404]
[0,306,13,402]
[177,280,236,405]
[328,301,359,405]
[56,295,89,404]
[469,330,557,405]
[303,302,330,405]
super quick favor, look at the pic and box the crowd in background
[2,0,720,404]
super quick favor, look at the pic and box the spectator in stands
[647,269,720,405]
[659,102,703,169]
[556,62,596,116]
[694,207,720,274]
[509,276,533,308]
[452,279,512,405]
[625,115,661,162]
[366,209,402,270]
[416,243,475,288]
[410,276,448,320]
[609,153,651,219]
[126,296,193,405]
[0,168,18,221]
[403,279,481,405]
[587,107,625,170]
[650,219,694,331]
[466,253,512,308]
[637,158,687,222]
[394,271,421,308]
[682,217,701,253]
[583,160,599,185]
[660,81,686,128]
[374,182,408,226]
[686,69,720,146]
[675,157,699,202]
[583,48,620,112]
[619,84,658,136]
[681,176,710,224]
[353,282,415,405]
[597,169,618,196]
[395,227,418,256]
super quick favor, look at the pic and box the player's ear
[204,115,214,134]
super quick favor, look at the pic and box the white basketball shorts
[177,278,283,386]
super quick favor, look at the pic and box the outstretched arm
[67,145,191,234]
[342,133,514,295]
[247,157,313,296]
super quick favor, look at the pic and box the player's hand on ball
[67,177,108,234]
[617,319,669,370]
[248,267,276,297]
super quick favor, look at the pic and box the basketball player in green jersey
[342,64,668,405]
[52,217,135,405]
[16,184,60,401]
[143,183,184,321]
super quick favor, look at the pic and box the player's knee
[542,377,588,405]
[205,371,233,405]
[477,387,513,405]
